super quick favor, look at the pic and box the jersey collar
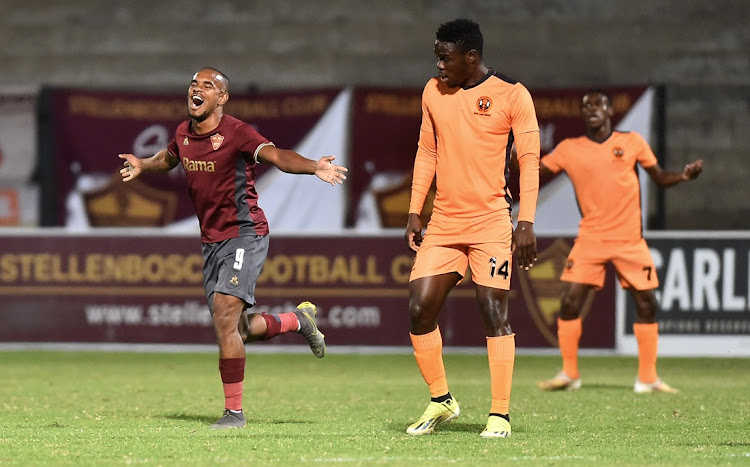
[462,69,495,90]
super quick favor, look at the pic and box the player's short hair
[436,19,483,56]
[584,88,613,107]
[202,67,231,93]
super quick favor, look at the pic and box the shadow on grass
[163,412,313,426]
[164,413,216,424]
[575,383,631,391]
[262,420,313,425]
[440,422,486,434]
[387,421,487,435]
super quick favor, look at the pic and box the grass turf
[1,351,749,465]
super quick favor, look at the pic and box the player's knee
[408,300,437,331]
[559,293,582,320]
[212,304,240,335]
[632,289,658,322]
[634,300,657,322]
[408,301,426,323]
[212,311,234,333]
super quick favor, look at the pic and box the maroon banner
[347,88,423,227]
[0,233,614,348]
[48,88,341,225]
[347,85,649,228]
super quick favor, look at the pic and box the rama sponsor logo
[182,157,216,172]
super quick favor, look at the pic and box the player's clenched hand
[405,213,423,252]
[512,220,537,270]
[119,154,143,182]
[681,159,703,181]
[315,155,348,186]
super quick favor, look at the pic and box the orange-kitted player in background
[538,89,703,394]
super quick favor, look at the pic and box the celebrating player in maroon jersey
[119,67,347,429]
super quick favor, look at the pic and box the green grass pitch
[1,351,749,465]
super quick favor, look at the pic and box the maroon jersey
[167,114,272,243]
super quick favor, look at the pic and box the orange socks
[634,322,659,383]
[412,329,516,415]
[487,334,515,415]
[557,317,582,379]
[410,327,449,398]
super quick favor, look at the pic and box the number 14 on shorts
[490,257,509,279]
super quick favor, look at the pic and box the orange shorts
[561,237,658,290]
[410,216,513,289]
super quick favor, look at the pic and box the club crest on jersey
[210,133,224,151]
[183,137,189,145]
[229,275,239,286]
[613,147,624,158]
[476,96,492,112]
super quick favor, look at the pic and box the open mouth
[190,95,205,110]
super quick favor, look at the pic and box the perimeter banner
[624,237,750,335]
[0,234,615,348]
[44,88,341,227]
[616,234,750,356]
[348,85,651,230]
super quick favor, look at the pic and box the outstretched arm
[644,159,703,187]
[119,149,179,182]
[257,146,347,186]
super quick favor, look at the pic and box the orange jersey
[542,131,658,240]
[409,71,540,225]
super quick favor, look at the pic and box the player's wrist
[517,220,534,231]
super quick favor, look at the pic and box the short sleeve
[166,138,179,159]
[541,142,567,174]
[633,133,658,168]
[234,122,272,162]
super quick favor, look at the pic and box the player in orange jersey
[537,89,702,394]
[404,19,540,438]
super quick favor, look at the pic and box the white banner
[256,88,352,232]
[0,89,37,182]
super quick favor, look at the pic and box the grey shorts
[201,235,269,312]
